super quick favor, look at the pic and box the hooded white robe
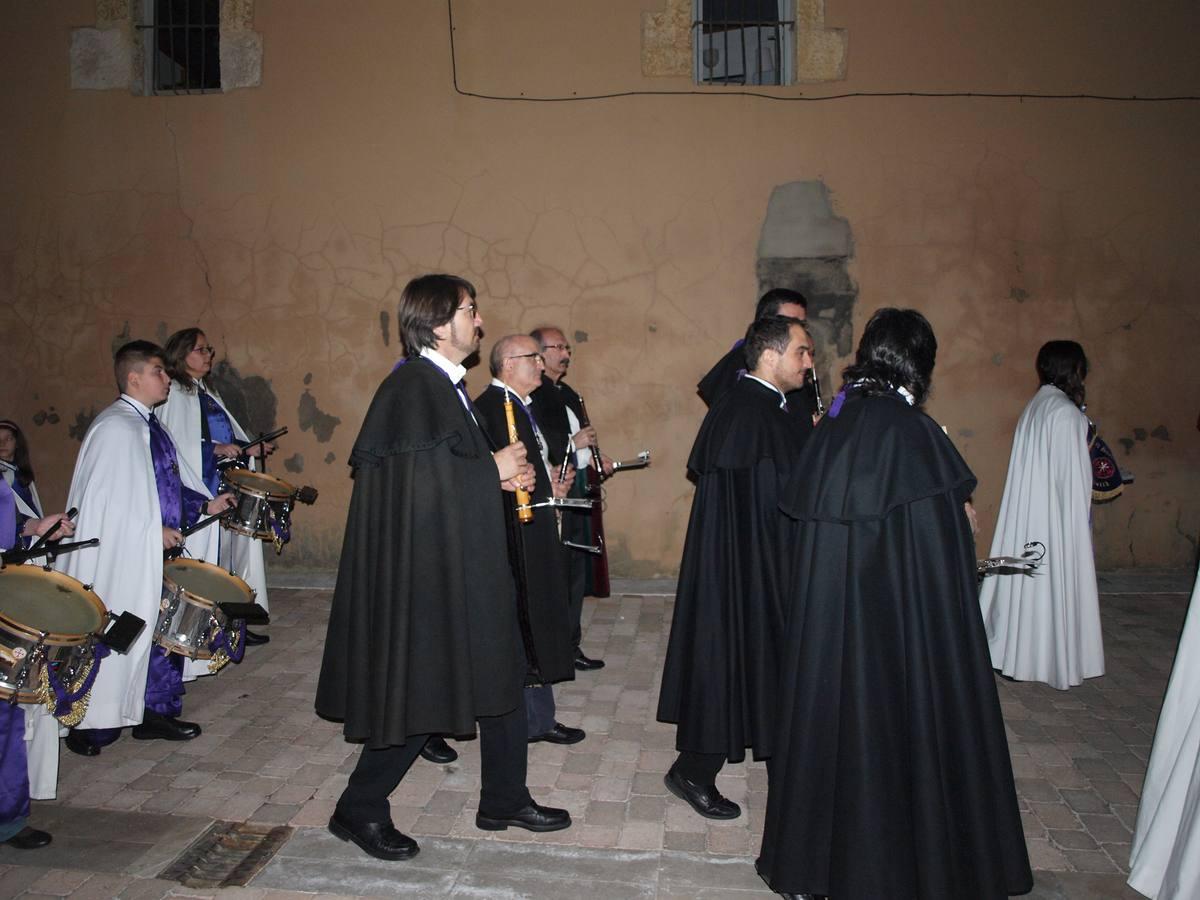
[157,381,269,614]
[56,396,216,729]
[978,384,1104,690]
[1128,572,1200,899]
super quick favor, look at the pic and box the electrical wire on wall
[446,0,1200,104]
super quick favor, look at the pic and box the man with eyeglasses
[528,327,613,672]
[317,275,570,863]
[658,316,815,821]
[473,334,585,747]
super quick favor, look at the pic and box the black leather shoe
[574,650,605,671]
[243,629,270,645]
[328,813,419,861]
[664,766,741,819]
[65,730,100,757]
[476,802,571,832]
[528,722,586,745]
[4,826,52,849]
[131,710,201,741]
[419,736,458,764]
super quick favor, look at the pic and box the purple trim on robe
[144,645,185,718]
[0,703,30,834]
[0,479,16,552]
[199,390,236,495]
[148,413,185,530]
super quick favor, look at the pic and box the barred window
[141,0,221,94]
[694,0,794,86]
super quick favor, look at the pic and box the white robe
[1128,572,1200,899]
[157,382,269,614]
[0,463,42,520]
[56,396,217,729]
[978,384,1104,690]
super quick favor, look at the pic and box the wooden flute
[501,387,534,523]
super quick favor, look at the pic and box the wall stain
[32,407,60,426]
[1133,428,1147,441]
[110,322,131,356]
[379,310,390,346]
[303,373,312,386]
[324,452,335,464]
[69,408,97,442]
[1119,437,1135,454]
[574,330,590,344]
[1151,425,1170,441]
[298,390,341,442]
[208,361,278,438]
[991,353,1003,366]
[1009,287,1029,302]
[284,453,304,473]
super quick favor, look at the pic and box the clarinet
[579,396,603,476]
[810,367,826,416]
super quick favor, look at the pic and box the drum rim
[162,558,254,606]
[0,567,108,640]
[224,468,297,499]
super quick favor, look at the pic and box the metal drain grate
[159,820,294,888]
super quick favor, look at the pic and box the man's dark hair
[399,274,476,359]
[842,308,937,407]
[1036,340,1088,408]
[163,327,206,393]
[0,419,35,485]
[744,316,806,372]
[114,340,166,393]
[755,288,808,321]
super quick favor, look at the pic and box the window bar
[740,0,748,84]
[199,0,206,94]
[167,0,178,93]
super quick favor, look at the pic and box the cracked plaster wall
[3,0,1199,572]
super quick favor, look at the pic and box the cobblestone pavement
[0,570,1192,898]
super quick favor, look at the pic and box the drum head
[163,559,253,606]
[0,567,107,636]
[225,468,296,498]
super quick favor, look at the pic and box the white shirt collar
[420,347,467,384]
[120,393,153,417]
[743,374,789,409]
[896,385,916,406]
[489,378,532,405]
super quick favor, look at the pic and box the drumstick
[180,509,232,538]
[26,507,78,552]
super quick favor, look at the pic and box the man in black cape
[474,333,584,746]
[756,309,1032,900]
[697,287,819,429]
[528,326,612,671]
[657,316,814,820]
[315,274,570,862]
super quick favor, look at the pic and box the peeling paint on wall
[284,453,304,473]
[69,408,97,442]
[379,310,390,346]
[208,362,278,439]
[324,452,335,464]
[298,390,341,442]
[32,408,60,426]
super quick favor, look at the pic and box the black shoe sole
[131,727,200,741]
[419,750,458,764]
[475,813,572,833]
[328,816,419,861]
[664,772,741,820]
[64,737,100,757]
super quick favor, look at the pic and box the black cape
[757,389,1033,899]
[473,385,575,686]
[656,377,810,762]
[528,374,609,598]
[698,339,818,432]
[314,359,524,749]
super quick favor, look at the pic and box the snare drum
[0,566,107,704]
[221,468,296,547]
[157,559,252,661]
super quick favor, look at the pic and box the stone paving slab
[0,571,1193,897]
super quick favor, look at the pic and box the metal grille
[694,0,793,86]
[141,0,222,94]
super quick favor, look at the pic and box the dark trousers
[524,684,556,738]
[564,517,588,651]
[673,750,726,787]
[75,646,185,747]
[336,702,532,825]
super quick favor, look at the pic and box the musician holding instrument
[697,288,821,427]
[58,341,234,756]
[529,326,612,671]
[315,275,569,864]
[657,316,813,821]
[474,335,585,747]
[0,479,74,850]
[158,328,274,646]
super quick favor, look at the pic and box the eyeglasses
[507,352,544,363]
[191,345,216,356]
[457,302,477,315]
[542,343,571,352]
